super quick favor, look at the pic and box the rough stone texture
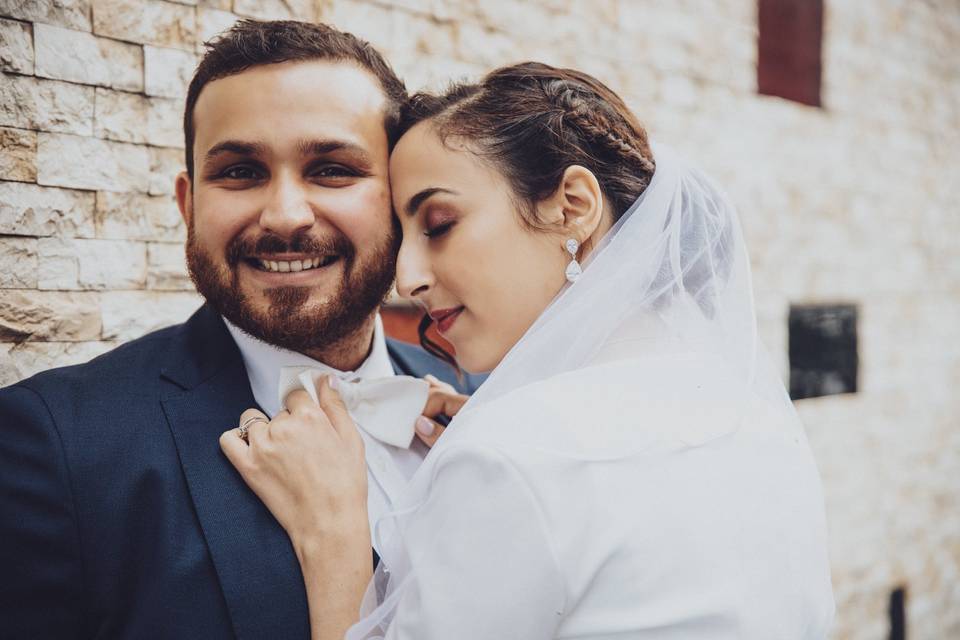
[0,17,34,74]
[0,290,100,341]
[143,45,196,98]
[0,0,92,32]
[0,237,38,288]
[37,237,147,290]
[100,289,201,340]
[94,88,182,147]
[233,0,316,21]
[0,340,118,387]
[0,75,95,136]
[0,1,958,637]
[95,191,184,240]
[0,126,37,182]
[34,23,143,92]
[196,7,240,48]
[92,0,195,50]
[37,132,151,192]
[147,241,192,290]
[0,181,95,237]
[147,146,182,196]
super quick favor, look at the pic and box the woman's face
[390,123,569,372]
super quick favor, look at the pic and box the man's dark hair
[183,19,407,178]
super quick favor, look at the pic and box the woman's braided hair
[397,62,657,370]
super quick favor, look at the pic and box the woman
[221,63,835,638]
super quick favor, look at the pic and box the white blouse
[348,352,835,639]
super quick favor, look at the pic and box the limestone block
[318,1,394,52]
[34,23,143,92]
[147,242,192,290]
[0,75,95,136]
[0,290,101,342]
[95,191,185,241]
[93,88,182,148]
[92,0,195,51]
[36,132,151,192]
[148,146,183,196]
[196,0,231,9]
[0,181,95,237]
[196,7,239,49]
[232,0,316,21]
[0,236,38,288]
[0,16,33,74]
[0,126,36,182]
[37,237,147,290]
[0,0,91,32]
[0,340,119,386]
[144,45,196,98]
[100,289,201,341]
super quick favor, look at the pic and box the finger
[414,415,445,448]
[238,407,271,445]
[220,428,252,473]
[317,375,360,443]
[424,374,456,394]
[421,388,469,420]
[284,388,318,415]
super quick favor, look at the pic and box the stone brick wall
[1,1,958,637]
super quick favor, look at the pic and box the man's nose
[396,238,433,300]
[259,174,314,238]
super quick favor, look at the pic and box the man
[0,20,477,639]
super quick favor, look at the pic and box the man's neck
[302,313,379,372]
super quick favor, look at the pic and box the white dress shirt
[224,316,429,554]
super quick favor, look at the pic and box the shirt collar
[224,314,395,417]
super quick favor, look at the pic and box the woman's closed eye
[424,221,455,238]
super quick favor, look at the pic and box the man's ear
[175,171,193,227]
[554,165,604,243]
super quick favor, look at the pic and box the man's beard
[186,219,399,354]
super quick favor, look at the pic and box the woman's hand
[220,376,371,640]
[414,374,470,448]
[220,376,369,548]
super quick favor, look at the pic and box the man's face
[176,60,398,353]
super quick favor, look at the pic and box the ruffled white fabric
[346,145,834,639]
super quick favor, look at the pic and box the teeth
[256,256,332,273]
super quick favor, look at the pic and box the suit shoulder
[385,338,485,394]
[6,322,185,397]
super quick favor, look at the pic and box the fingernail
[424,374,438,383]
[328,376,338,390]
[415,416,435,437]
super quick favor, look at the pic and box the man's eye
[220,165,262,180]
[310,164,358,179]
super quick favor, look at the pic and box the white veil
[346,143,806,638]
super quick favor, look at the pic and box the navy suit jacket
[0,304,480,639]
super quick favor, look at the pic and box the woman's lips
[429,307,464,334]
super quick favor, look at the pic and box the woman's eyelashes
[423,209,457,239]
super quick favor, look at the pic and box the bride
[220,62,835,638]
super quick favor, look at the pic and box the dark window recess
[889,586,906,640]
[788,304,858,400]
[757,0,823,107]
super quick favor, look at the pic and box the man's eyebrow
[203,140,266,162]
[297,138,371,162]
[404,187,457,216]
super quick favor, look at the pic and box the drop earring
[564,238,582,283]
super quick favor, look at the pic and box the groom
[0,20,475,639]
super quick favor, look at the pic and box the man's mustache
[226,231,356,266]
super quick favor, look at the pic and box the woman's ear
[553,165,604,242]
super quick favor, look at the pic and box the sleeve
[0,384,85,638]
[351,444,567,640]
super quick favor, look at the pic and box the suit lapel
[159,306,309,640]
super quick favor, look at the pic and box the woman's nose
[396,239,433,300]
[259,174,314,238]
